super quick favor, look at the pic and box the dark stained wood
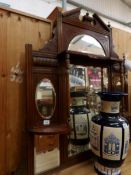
[58,50,122,67]
[35,135,59,153]
[28,123,70,135]
[47,7,63,22]
[26,7,127,175]
[27,133,34,175]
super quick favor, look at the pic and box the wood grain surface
[0,7,51,175]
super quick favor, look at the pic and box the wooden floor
[56,145,131,175]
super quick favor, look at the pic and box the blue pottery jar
[69,91,90,145]
[90,92,130,175]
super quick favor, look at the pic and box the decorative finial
[107,21,111,28]
[86,12,89,16]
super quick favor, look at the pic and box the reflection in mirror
[103,68,108,91]
[35,78,56,119]
[68,34,105,56]
[68,65,108,157]
[34,135,60,174]
[111,64,122,91]
[113,76,121,91]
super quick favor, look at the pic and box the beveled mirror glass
[68,35,108,158]
[34,134,60,175]
[35,78,56,119]
[68,34,105,56]
[68,65,108,157]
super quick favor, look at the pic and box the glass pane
[68,35,105,56]
[68,65,108,157]
[35,78,56,119]
[103,68,108,91]
[69,65,86,92]
[34,135,60,174]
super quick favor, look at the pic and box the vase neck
[100,100,120,114]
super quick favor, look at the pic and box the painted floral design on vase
[90,92,130,175]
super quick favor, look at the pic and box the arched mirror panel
[68,35,106,56]
[67,34,109,157]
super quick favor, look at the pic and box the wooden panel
[0,8,51,175]
[0,10,7,175]
[112,27,131,123]
[112,28,131,59]
[35,135,59,153]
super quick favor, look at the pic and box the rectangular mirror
[34,135,60,174]
[68,65,108,157]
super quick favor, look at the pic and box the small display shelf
[28,123,70,135]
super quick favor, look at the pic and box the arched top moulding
[37,7,121,65]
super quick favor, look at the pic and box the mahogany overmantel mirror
[26,8,127,175]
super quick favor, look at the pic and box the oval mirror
[68,34,105,56]
[35,78,56,119]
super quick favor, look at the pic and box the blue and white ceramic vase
[90,92,130,175]
[69,91,90,145]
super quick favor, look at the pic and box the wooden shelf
[28,123,70,135]
[58,50,123,67]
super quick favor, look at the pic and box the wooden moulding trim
[110,57,123,62]
[0,6,51,24]
[93,13,110,32]
[47,7,63,21]
[33,57,58,67]
[62,18,110,36]
[58,50,122,63]
[62,7,80,17]
[28,123,70,135]
[32,51,57,58]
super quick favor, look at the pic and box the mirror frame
[26,7,127,175]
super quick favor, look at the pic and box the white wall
[0,0,75,18]
[71,0,131,24]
